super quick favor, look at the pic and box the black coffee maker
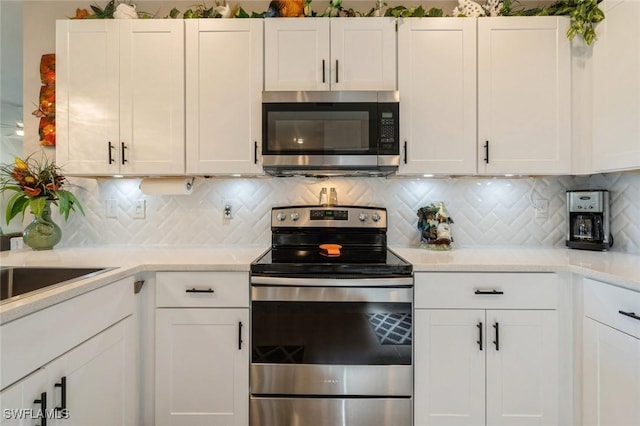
[566,190,612,251]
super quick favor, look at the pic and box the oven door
[250,277,413,397]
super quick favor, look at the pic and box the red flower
[45,183,59,191]
[23,187,42,197]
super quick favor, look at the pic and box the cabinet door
[477,17,571,175]
[47,317,135,426]
[265,18,330,91]
[119,20,185,175]
[185,19,263,175]
[56,20,120,175]
[583,317,640,426]
[330,18,396,91]
[414,309,485,426]
[0,368,49,426]
[398,18,477,175]
[155,308,249,426]
[592,0,640,172]
[486,310,558,426]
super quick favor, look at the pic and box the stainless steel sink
[0,267,109,303]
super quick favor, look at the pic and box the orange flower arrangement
[0,155,84,224]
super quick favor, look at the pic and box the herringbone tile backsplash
[57,172,640,255]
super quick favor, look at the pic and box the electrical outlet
[223,199,233,219]
[134,199,146,219]
[534,199,549,219]
[105,199,118,218]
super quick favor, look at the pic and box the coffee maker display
[566,190,612,251]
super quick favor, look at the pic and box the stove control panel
[272,206,387,228]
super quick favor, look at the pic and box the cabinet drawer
[415,272,558,309]
[584,278,640,339]
[156,272,249,308]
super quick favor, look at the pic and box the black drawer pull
[54,376,67,413]
[185,288,214,293]
[484,141,490,163]
[619,310,640,321]
[34,392,47,426]
[474,289,504,295]
[121,142,128,164]
[108,141,115,164]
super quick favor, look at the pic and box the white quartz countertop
[1,245,639,323]
[393,246,640,291]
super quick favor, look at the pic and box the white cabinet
[155,272,249,426]
[56,19,185,176]
[415,273,559,426]
[0,368,49,426]
[477,17,571,175]
[398,18,477,175]
[592,0,640,172]
[0,278,136,425]
[48,318,135,426]
[583,278,640,426]
[264,17,396,91]
[185,19,263,175]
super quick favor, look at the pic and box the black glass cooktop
[250,247,412,278]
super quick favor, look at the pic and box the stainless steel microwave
[261,91,400,177]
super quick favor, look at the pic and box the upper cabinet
[264,17,397,91]
[56,20,185,176]
[477,17,572,175]
[185,19,263,175]
[398,18,477,175]
[592,0,640,172]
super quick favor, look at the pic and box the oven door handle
[250,276,413,287]
[252,284,412,303]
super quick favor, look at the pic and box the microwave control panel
[378,103,399,154]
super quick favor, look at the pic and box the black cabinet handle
[493,322,500,351]
[322,60,326,83]
[121,142,128,164]
[484,141,489,164]
[474,289,504,295]
[477,322,483,351]
[34,392,47,426]
[336,60,339,83]
[185,288,214,293]
[619,310,640,321]
[54,376,67,413]
[403,141,408,164]
[108,141,115,164]
[254,141,258,164]
[238,321,243,350]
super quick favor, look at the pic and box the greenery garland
[73,0,605,45]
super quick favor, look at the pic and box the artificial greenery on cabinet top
[70,0,605,45]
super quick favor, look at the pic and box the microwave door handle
[336,60,339,84]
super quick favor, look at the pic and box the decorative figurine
[452,0,485,17]
[264,0,305,17]
[417,202,454,250]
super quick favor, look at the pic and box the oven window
[252,301,411,365]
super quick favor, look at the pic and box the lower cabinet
[414,273,559,426]
[0,317,134,426]
[583,278,640,426]
[154,272,249,426]
[0,277,136,426]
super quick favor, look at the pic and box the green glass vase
[23,201,62,250]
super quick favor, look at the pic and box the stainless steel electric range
[250,205,413,426]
